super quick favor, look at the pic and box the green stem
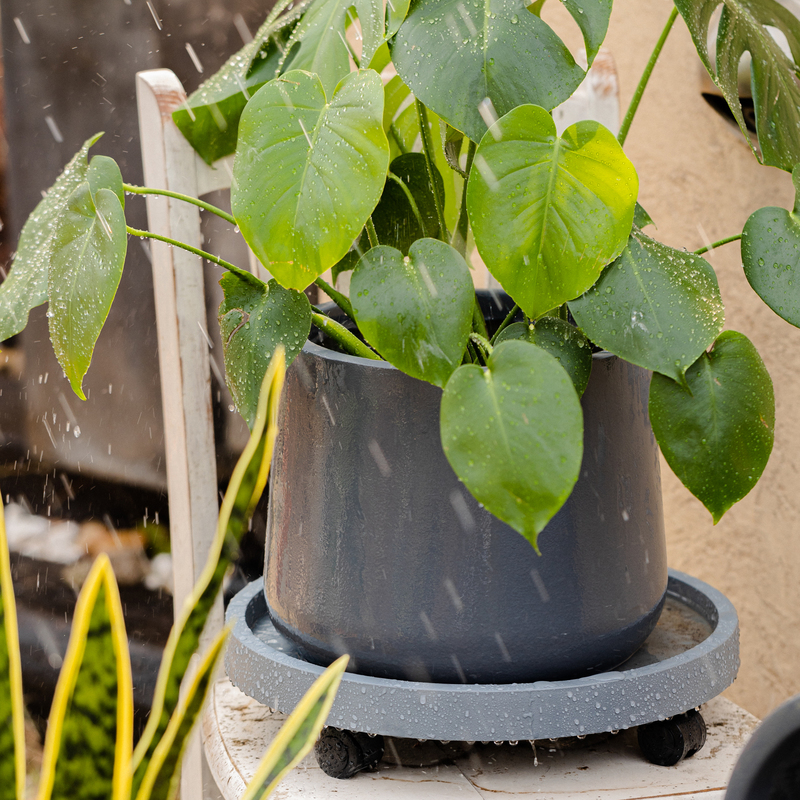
[389,124,408,155]
[693,233,742,255]
[466,339,481,364]
[469,332,493,360]
[314,276,355,320]
[388,172,427,235]
[490,304,520,345]
[452,140,476,256]
[366,218,380,249]
[617,6,679,147]
[311,311,381,360]
[126,226,262,287]
[123,184,236,225]
[415,99,448,241]
[472,296,489,340]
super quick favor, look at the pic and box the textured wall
[546,0,798,720]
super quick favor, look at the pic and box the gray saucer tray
[225,569,739,743]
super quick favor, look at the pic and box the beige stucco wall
[546,0,798,720]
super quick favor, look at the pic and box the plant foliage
[2,0,799,537]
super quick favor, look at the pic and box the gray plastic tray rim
[225,569,739,742]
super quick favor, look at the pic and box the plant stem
[389,124,408,154]
[490,304,520,344]
[314,276,355,320]
[472,296,489,340]
[311,311,381,360]
[693,234,743,256]
[617,6,679,147]
[469,332,493,361]
[388,172,428,235]
[452,140,476,256]
[126,226,262,287]
[123,184,237,225]
[466,339,481,364]
[366,218,380,248]
[415,99,448,241]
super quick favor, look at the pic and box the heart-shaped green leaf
[173,10,301,165]
[674,0,800,171]
[218,273,311,427]
[742,164,800,326]
[87,155,124,208]
[48,183,127,399]
[391,0,611,142]
[232,69,389,291]
[649,330,774,523]
[0,133,101,343]
[467,106,638,319]
[440,340,584,552]
[371,153,444,254]
[569,228,725,384]
[351,238,474,386]
[634,201,654,229]
[496,317,593,395]
[280,0,385,95]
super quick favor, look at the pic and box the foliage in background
[0,351,348,800]
[1,0,800,550]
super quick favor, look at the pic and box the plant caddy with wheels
[1,0,799,779]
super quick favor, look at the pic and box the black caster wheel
[314,728,385,779]
[638,709,707,766]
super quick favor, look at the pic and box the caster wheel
[314,728,385,779]
[638,709,707,766]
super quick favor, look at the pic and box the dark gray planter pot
[264,304,667,684]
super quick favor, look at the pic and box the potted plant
[1,0,798,684]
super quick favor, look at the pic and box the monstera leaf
[0,134,101,343]
[392,0,611,142]
[495,317,593,395]
[649,331,774,522]
[742,164,800,326]
[350,238,474,386]
[441,340,584,552]
[48,156,128,400]
[218,274,311,427]
[468,106,638,319]
[231,69,389,290]
[570,228,725,384]
[279,0,386,94]
[674,0,800,171]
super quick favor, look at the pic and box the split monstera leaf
[2,0,799,551]
[0,354,349,800]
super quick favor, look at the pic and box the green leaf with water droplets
[496,317,593,395]
[279,0,385,96]
[440,340,583,552]
[48,183,128,400]
[569,228,725,384]
[351,238,473,386]
[674,0,800,171]
[649,331,774,523]
[173,9,302,165]
[372,153,444,254]
[87,155,124,209]
[0,501,26,800]
[468,106,638,319]
[0,133,101,343]
[232,69,389,291]
[634,201,654,229]
[219,273,310,427]
[742,164,800,326]
[391,0,610,142]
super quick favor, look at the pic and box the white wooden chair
[135,60,758,800]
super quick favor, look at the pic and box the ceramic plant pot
[264,295,667,684]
